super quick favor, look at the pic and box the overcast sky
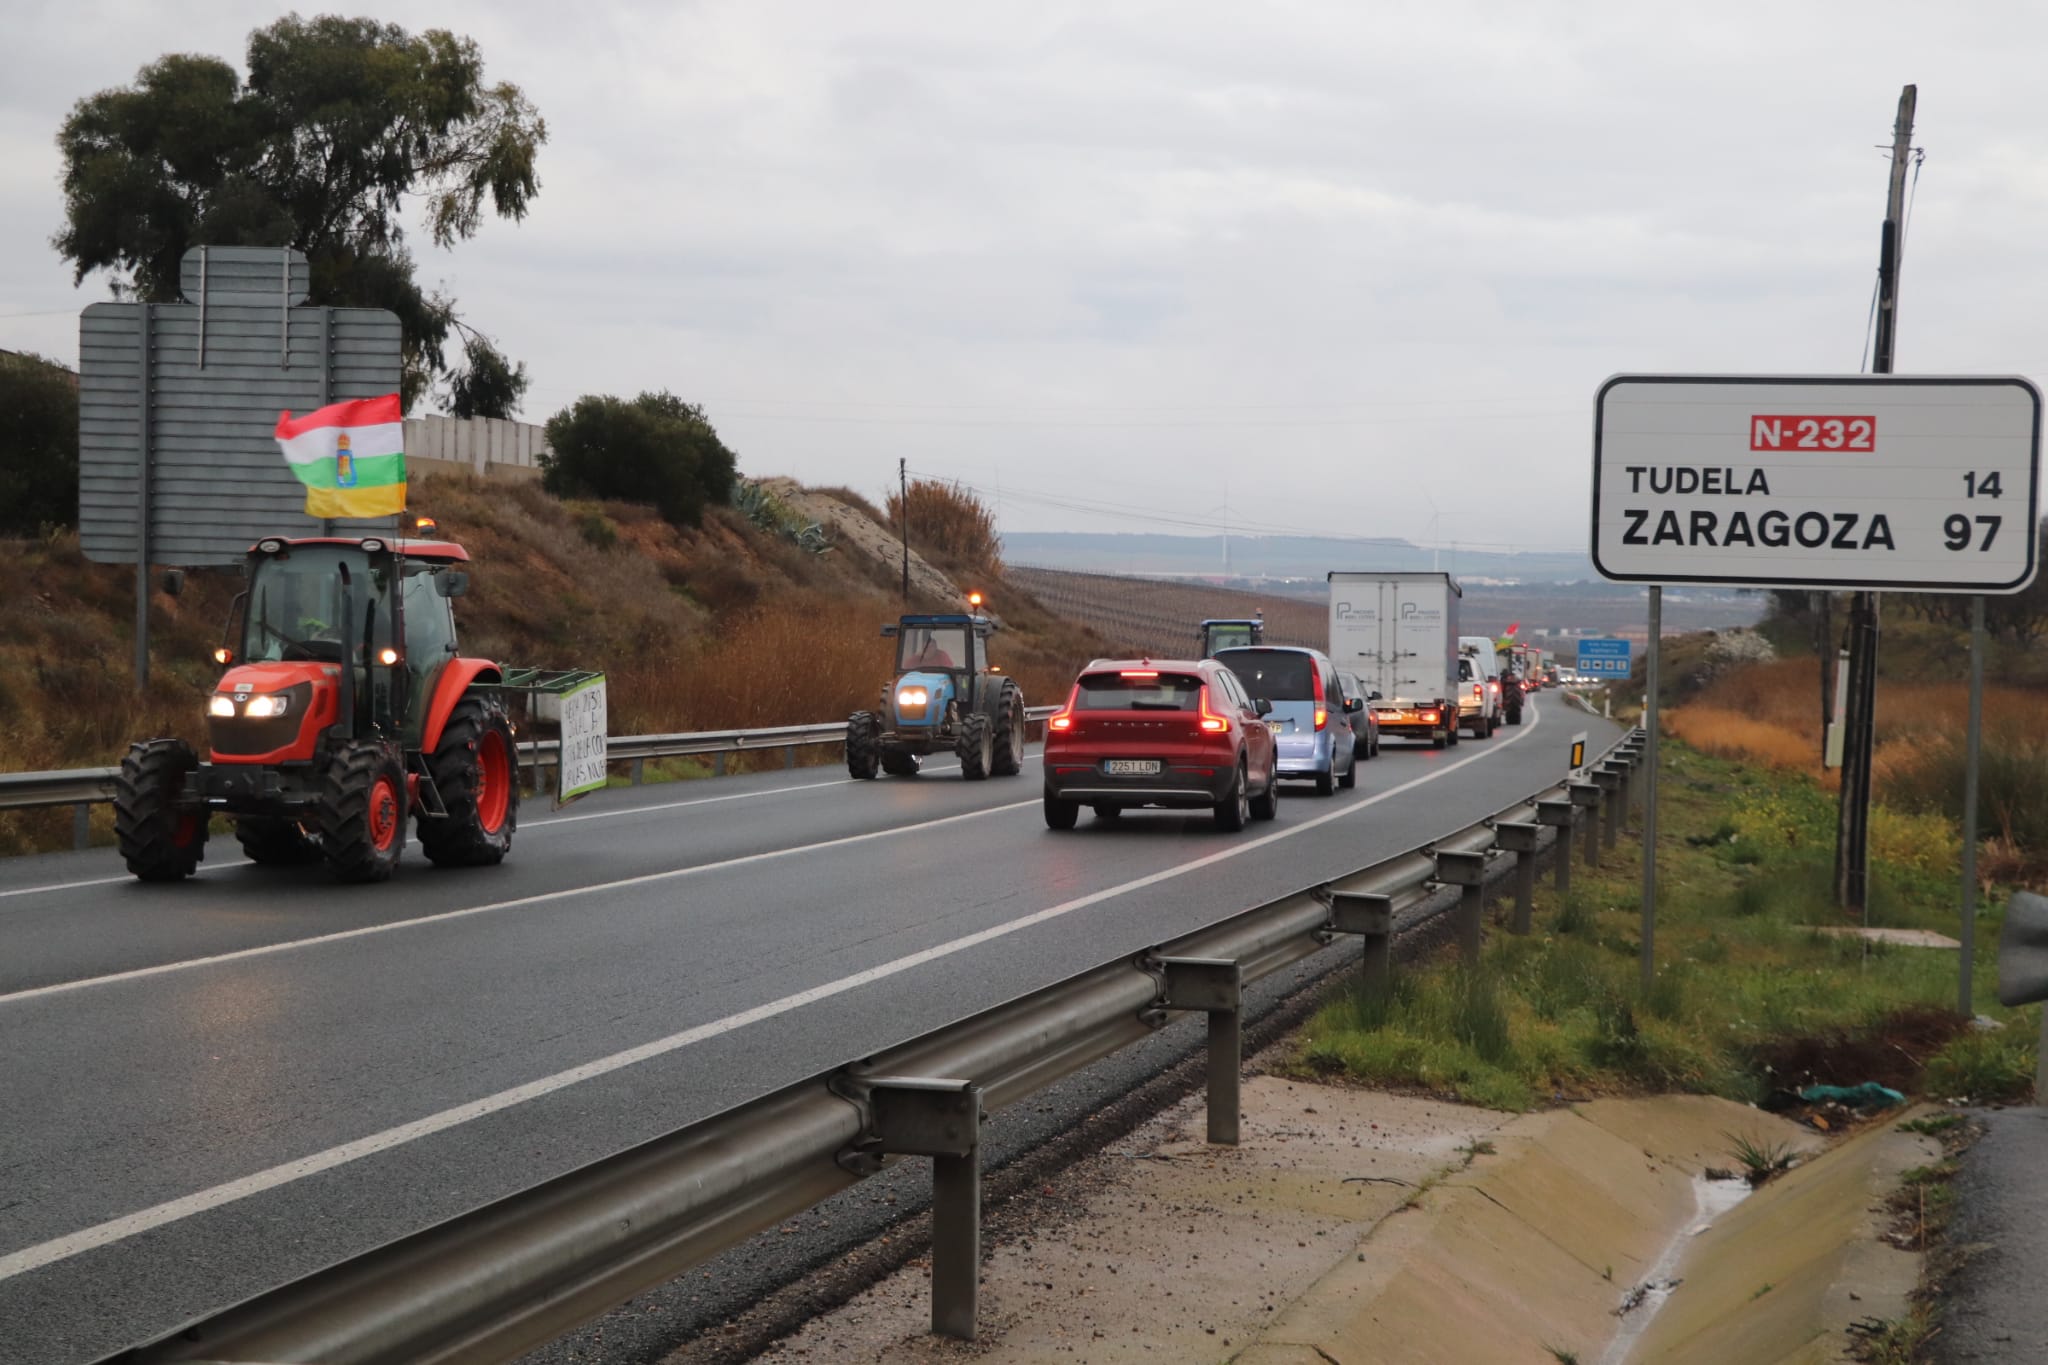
[5,2,2044,553]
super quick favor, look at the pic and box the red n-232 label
[1750,415,1875,452]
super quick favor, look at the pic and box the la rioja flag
[274,394,407,519]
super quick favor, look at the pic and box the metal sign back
[78,245,403,567]
[1593,375,2041,592]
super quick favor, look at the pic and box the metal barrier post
[631,757,645,786]
[1569,781,1603,870]
[73,803,91,851]
[1537,798,1574,899]
[862,1078,983,1340]
[1495,822,1542,934]
[784,747,796,770]
[1330,891,1394,1001]
[714,752,727,777]
[1158,957,1244,1146]
[1595,767,1625,851]
[1435,849,1489,963]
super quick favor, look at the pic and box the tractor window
[244,547,368,664]
[403,567,458,663]
[898,626,969,672]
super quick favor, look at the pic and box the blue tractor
[846,603,1028,781]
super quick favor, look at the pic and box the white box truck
[1326,572,1463,749]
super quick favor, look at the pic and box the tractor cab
[847,598,1028,782]
[1199,617,1264,658]
[221,534,473,754]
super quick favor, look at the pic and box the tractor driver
[902,629,957,670]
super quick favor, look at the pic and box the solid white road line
[0,797,1042,1007]
[0,756,1043,897]
[0,708,1549,1282]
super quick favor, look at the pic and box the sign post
[1594,372,2041,1001]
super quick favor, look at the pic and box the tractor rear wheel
[235,817,320,865]
[320,741,406,883]
[956,711,993,781]
[990,680,1027,777]
[419,695,518,868]
[847,711,881,779]
[115,739,207,881]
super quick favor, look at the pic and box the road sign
[1593,375,2041,592]
[1577,638,1633,678]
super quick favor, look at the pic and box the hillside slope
[0,478,1107,853]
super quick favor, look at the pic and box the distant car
[1337,669,1382,761]
[1214,645,1359,795]
[1042,658,1280,832]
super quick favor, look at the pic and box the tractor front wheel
[115,739,207,882]
[320,741,406,883]
[235,817,321,865]
[846,711,881,780]
[956,711,993,781]
[419,695,518,868]
[990,680,1027,777]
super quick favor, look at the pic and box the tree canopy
[541,393,739,529]
[54,15,545,411]
[0,353,81,535]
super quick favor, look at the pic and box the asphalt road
[0,698,1619,1363]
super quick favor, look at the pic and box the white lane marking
[523,754,1041,830]
[0,798,1039,1006]
[0,708,1553,1281]
[0,860,253,903]
[0,756,1042,894]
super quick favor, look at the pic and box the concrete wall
[405,415,549,483]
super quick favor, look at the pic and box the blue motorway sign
[1577,638,1634,678]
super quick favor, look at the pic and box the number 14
[1963,471,2004,499]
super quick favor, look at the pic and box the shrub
[541,391,738,528]
[1923,1025,2035,1103]
[0,352,80,534]
[888,478,1003,576]
[1882,725,2048,861]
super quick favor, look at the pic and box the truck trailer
[1326,572,1464,749]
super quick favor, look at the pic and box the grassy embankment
[0,476,1108,854]
[1295,690,2038,1111]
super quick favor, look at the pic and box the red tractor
[117,530,517,883]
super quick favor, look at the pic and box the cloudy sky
[5,2,2044,553]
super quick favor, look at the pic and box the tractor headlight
[243,693,291,718]
[897,686,928,707]
[208,695,236,718]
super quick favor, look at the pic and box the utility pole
[899,457,911,606]
[1835,83,1917,918]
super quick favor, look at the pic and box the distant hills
[1001,532,1597,584]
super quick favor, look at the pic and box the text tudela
[1624,466,1771,495]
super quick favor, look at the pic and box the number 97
[1945,514,2002,552]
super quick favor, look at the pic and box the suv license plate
[1103,759,1161,776]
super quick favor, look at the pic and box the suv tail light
[1048,686,1078,733]
[1198,686,1228,733]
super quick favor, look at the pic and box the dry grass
[887,478,1004,578]
[1663,654,2048,883]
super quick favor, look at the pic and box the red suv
[1042,659,1280,832]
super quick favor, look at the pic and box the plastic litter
[1797,1082,1906,1110]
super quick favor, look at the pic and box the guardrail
[108,727,1647,1364]
[0,708,1061,849]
